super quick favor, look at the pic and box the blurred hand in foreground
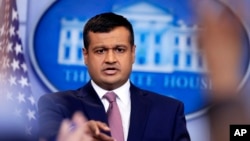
[196,0,244,101]
[57,112,115,141]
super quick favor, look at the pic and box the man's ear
[132,45,136,64]
[82,48,88,65]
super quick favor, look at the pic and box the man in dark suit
[38,12,190,141]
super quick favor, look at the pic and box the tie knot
[103,91,117,103]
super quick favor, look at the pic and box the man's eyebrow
[93,44,127,49]
[92,45,107,50]
[113,44,128,48]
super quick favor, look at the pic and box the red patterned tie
[103,91,124,141]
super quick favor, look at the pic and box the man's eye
[115,48,125,53]
[95,49,105,54]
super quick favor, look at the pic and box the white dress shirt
[91,80,131,141]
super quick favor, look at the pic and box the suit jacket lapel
[76,82,108,124]
[127,83,151,141]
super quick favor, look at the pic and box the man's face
[83,26,135,90]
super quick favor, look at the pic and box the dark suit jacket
[38,81,190,141]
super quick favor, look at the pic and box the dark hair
[83,12,134,49]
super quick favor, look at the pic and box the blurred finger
[57,119,72,141]
[72,111,88,125]
[93,132,115,141]
[88,120,110,135]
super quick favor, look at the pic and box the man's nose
[105,50,117,63]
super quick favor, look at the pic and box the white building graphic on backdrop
[58,2,204,73]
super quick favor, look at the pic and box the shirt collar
[91,80,130,105]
